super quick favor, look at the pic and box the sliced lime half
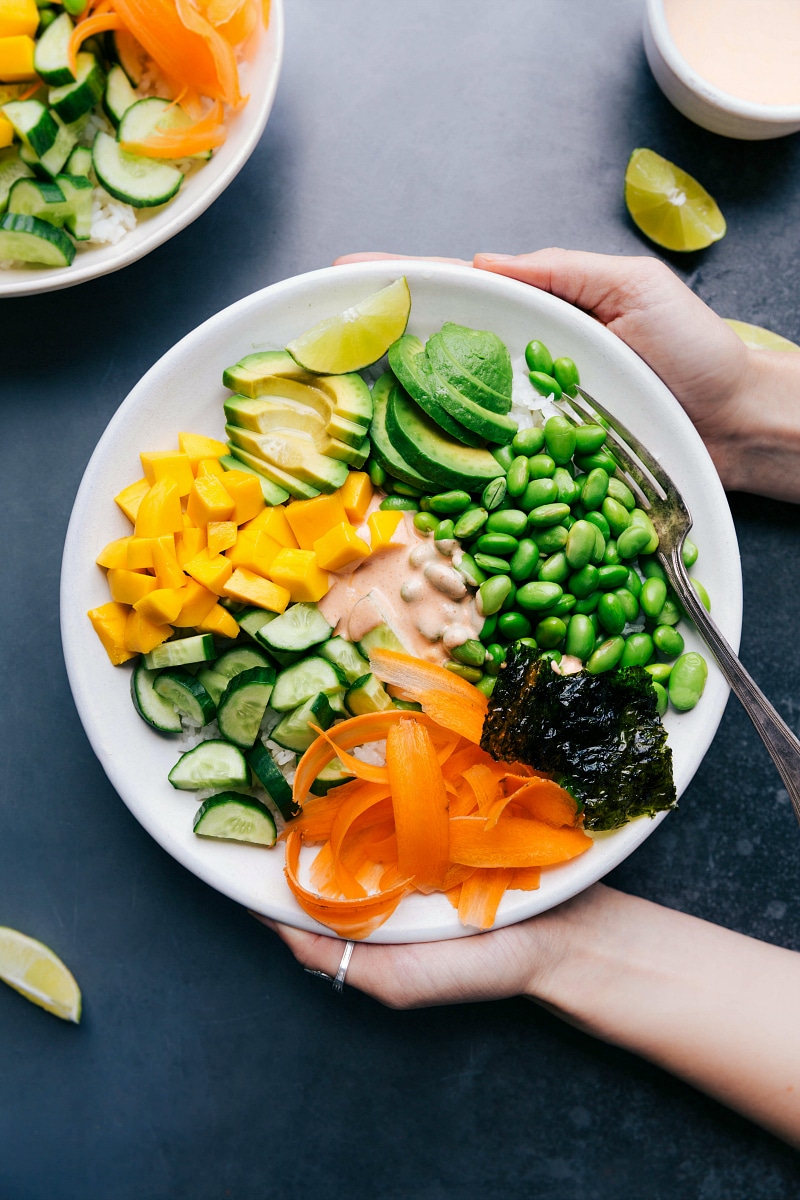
[286,277,411,373]
[0,926,81,1023]
[625,148,726,252]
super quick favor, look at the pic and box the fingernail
[476,253,513,262]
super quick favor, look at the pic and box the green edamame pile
[376,337,709,716]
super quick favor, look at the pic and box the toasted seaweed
[480,645,676,831]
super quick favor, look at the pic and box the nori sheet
[480,645,676,831]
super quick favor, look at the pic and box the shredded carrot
[120,99,229,158]
[67,12,124,76]
[458,867,514,930]
[484,777,579,831]
[386,718,450,890]
[449,816,592,868]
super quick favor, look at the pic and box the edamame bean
[616,524,652,559]
[413,512,439,534]
[524,340,553,375]
[552,466,581,505]
[516,581,563,611]
[584,510,610,539]
[429,490,471,514]
[655,597,682,626]
[597,592,626,635]
[573,591,600,614]
[603,539,620,565]
[475,675,497,698]
[591,527,606,564]
[500,581,518,612]
[487,509,528,537]
[517,637,540,652]
[491,444,516,472]
[538,551,570,584]
[613,587,640,624]
[581,467,610,511]
[512,426,546,456]
[544,415,577,465]
[682,539,699,568]
[445,662,483,684]
[691,578,711,612]
[566,519,598,570]
[419,496,432,511]
[454,507,489,539]
[640,556,667,581]
[552,357,580,397]
[562,514,576,530]
[529,370,562,400]
[586,636,625,674]
[565,614,596,660]
[668,652,708,711]
[476,533,519,557]
[628,508,659,553]
[380,496,417,511]
[521,478,558,511]
[601,496,632,536]
[506,455,530,497]
[498,611,533,640]
[575,449,617,474]
[533,525,569,552]
[509,538,540,581]
[538,648,563,665]
[620,631,654,667]
[640,576,667,618]
[536,616,567,648]
[474,552,514,575]
[569,563,600,597]
[653,625,685,658]
[434,518,455,541]
[484,643,507,675]
[482,477,507,511]
[644,662,673,683]
[527,454,556,479]
[596,564,629,590]
[393,481,425,498]
[456,553,487,587]
[477,574,513,616]
[450,639,486,668]
[549,594,576,619]
[607,477,636,511]
[480,614,499,643]
[625,568,642,598]
[574,424,607,454]
[368,461,387,487]
[652,681,668,717]
[527,502,571,529]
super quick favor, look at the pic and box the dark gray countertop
[2,2,800,1196]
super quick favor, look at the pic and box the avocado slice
[369,373,433,489]
[224,393,329,437]
[386,385,505,492]
[426,328,512,414]
[426,362,517,444]
[222,350,308,396]
[314,374,372,430]
[225,426,348,493]
[226,445,320,500]
[440,322,513,400]
[387,335,484,448]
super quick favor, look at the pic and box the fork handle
[663,550,800,825]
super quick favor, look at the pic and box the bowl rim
[645,0,800,122]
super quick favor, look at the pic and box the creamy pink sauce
[317,511,482,664]
[664,0,800,106]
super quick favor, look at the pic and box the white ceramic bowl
[643,0,800,140]
[60,260,742,942]
[0,1,284,298]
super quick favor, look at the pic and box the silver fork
[558,385,800,825]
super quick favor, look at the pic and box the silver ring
[332,940,355,994]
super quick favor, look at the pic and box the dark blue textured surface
[1,2,800,1196]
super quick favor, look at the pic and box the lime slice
[625,148,726,252]
[724,319,800,352]
[0,926,81,1023]
[286,277,411,373]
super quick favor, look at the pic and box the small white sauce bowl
[643,0,800,140]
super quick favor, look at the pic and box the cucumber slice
[270,656,344,712]
[64,144,92,177]
[310,758,354,796]
[193,792,277,846]
[319,636,370,684]
[216,667,276,748]
[195,666,229,707]
[344,672,393,716]
[0,148,34,214]
[130,662,183,733]
[326,691,348,716]
[246,742,299,819]
[236,608,302,667]
[103,63,138,127]
[7,176,66,223]
[168,740,249,791]
[33,11,76,87]
[270,693,334,753]
[153,668,216,726]
[19,113,81,179]
[143,633,215,670]
[49,54,105,125]
[0,212,74,266]
[213,645,274,680]
[357,621,407,657]
[218,454,290,507]
[57,172,92,239]
[92,130,182,208]
[117,96,211,160]
[259,603,332,654]
[2,100,58,157]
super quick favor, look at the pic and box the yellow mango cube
[0,0,38,37]
[172,579,219,627]
[225,529,281,576]
[207,520,238,556]
[186,475,235,527]
[124,609,172,655]
[114,477,150,523]
[269,548,330,603]
[0,111,13,149]
[313,522,370,572]
[152,535,185,590]
[183,548,233,596]
[87,602,135,665]
[285,492,348,550]
[219,469,265,525]
[178,431,229,470]
[367,510,405,552]
[223,568,291,613]
[340,471,373,523]
[140,451,194,497]
[107,568,159,606]
[134,477,183,538]
[242,504,298,547]
[196,457,226,481]
[0,34,35,79]
[197,603,241,639]
[95,537,132,570]
[175,526,207,566]
[133,587,185,625]
[125,537,159,570]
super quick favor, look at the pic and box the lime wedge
[724,319,800,352]
[286,277,411,373]
[0,926,81,1023]
[625,148,726,252]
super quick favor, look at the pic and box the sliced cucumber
[143,633,215,670]
[344,672,393,716]
[2,100,58,157]
[168,740,250,791]
[103,63,138,127]
[310,757,355,796]
[259,603,332,654]
[218,454,290,507]
[130,662,183,733]
[57,172,92,239]
[7,176,67,223]
[246,742,299,819]
[193,791,277,846]
[216,666,276,748]
[48,54,105,125]
[0,211,75,266]
[270,693,334,753]
[237,607,278,641]
[214,645,274,680]
[33,11,76,87]
[64,144,92,177]
[319,636,370,684]
[270,656,345,712]
[326,691,348,716]
[153,668,216,726]
[19,113,81,178]
[92,130,182,208]
[196,666,229,707]
[117,96,211,160]
[0,148,34,214]
[358,620,408,657]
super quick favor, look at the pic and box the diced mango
[183,547,234,596]
[219,469,265,524]
[126,536,159,570]
[87,602,136,665]
[178,431,229,469]
[313,522,370,572]
[152,535,185,590]
[269,548,330,603]
[207,520,238,556]
[0,112,13,149]
[367,510,405,553]
[225,529,281,576]
[223,568,291,613]
[196,457,226,480]
[340,471,373,524]
[107,568,159,606]
[124,609,172,654]
[172,578,219,627]
[95,537,132,570]
[241,504,298,547]
[0,34,35,79]
[140,451,194,497]
[285,492,349,550]
[197,603,241,639]
[115,478,150,523]
[175,525,207,566]
[0,0,39,37]
[134,477,183,538]
[133,587,185,625]
[186,475,235,526]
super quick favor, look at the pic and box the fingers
[333,252,472,266]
